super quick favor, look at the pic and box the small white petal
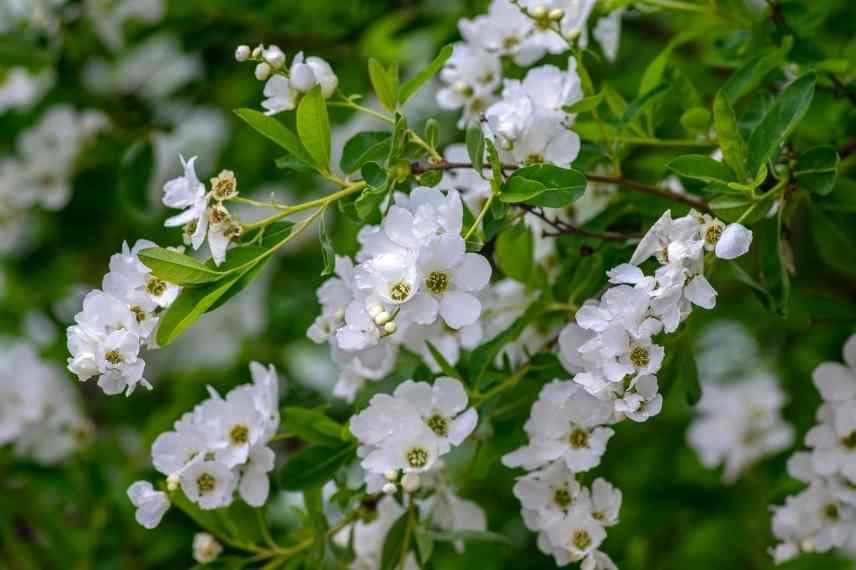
[715,223,753,260]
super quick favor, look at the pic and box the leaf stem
[640,0,711,13]
[463,194,494,241]
[242,181,367,232]
[329,95,395,124]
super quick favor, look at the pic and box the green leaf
[278,442,357,491]
[617,82,671,133]
[319,213,335,277]
[234,108,313,165]
[416,528,510,545]
[809,205,856,279]
[399,44,453,104]
[297,85,332,172]
[795,146,839,195]
[494,224,533,283]
[282,407,350,447]
[667,155,735,184]
[563,93,603,114]
[465,123,485,177]
[118,139,156,219]
[721,37,793,102]
[709,195,752,222]
[680,107,711,134]
[414,528,434,564]
[713,89,748,181]
[138,247,224,285]
[757,215,791,316]
[746,72,815,177]
[425,341,463,381]
[368,58,398,112]
[424,118,439,149]
[156,271,246,346]
[500,165,587,207]
[340,131,391,174]
[380,512,410,570]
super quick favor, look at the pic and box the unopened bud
[401,474,421,493]
[334,308,345,321]
[530,5,547,18]
[384,469,398,482]
[368,304,383,318]
[374,311,391,326]
[564,28,581,42]
[382,482,397,495]
[251,44,264,59]
[167,474,180,492]
[548,8,564,21]
[235,45,251,62]
[383,321,397,335]
[264,45,285,70]
[255,62,272,81]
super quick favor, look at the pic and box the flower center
[841,432,856,449]
[196,472,216,494]
[229,424,249,445]
[425,414,449,438]
[426,272,449,294]
[630,345,650,368]
[568,428,589,449]
[503,36,520,49]
[105,350,122,365]
[146,277,167,297]
[405,446,429,468]
[525,154,545,164]
[389,281,412,302]
[130,305,146,322]
[553,487,572,509]
[571,529,592,551]
[705,224,722,246]
[825,503,840,521]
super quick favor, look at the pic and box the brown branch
[839,139,856,159]
[410,161,712,213]
[517,204,639,242]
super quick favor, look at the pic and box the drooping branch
[517,204,640,242]
[410,160,712,213]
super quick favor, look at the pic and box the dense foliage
[1,0,856,569]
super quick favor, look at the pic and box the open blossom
[260,51,338,115]
[127,481,170,530]
[350,377,477,483]
[128,362,281,526]
[66,240,180,396]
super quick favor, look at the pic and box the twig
[518,204,639,242]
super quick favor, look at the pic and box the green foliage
[499,165,587,207]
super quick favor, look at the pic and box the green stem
[463,194,494,241]
[330,96,395,124]
[242,181,366,232]
[407,129,442,162]
[641,0,711,13]
[232,196,290,210]
[471,363,532,407]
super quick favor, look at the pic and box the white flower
[127,481,170,529]
[163,155,208,241]
[180,459,238,510]
[262,74,298,115]
[392,377,479,454]
[592,10,623,62]
[503,380,614,472]
[513,462,583,530]
[543,511,607,566]
[288,52,338,98]
[614,374,663,423]
[437,43,500,127]
[192,532,223,564]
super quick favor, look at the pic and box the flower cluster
[233,42,338,116]
[307,186,492,401]
[66,240,180,396]
[438,0,623,132]
[128,362,281,528]
[503,380,620,568]
[687,321,793,483]
[558,210,753,418]
[0,340,92,465]
[162,155,241,265]
[350,376,478,492]
[770,334,856,563]
[0,105,108,251]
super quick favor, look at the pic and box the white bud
[374,311,391,326]
[368,304,383,318]
[251,44,264,59]
[401,474,421,493]
[530,5,547,18]
[334,308,345,321]
[234,45,251,62]
[453,81,469,94]
[264,45,285,70]
[564,28,581,42]
[548,8,564,21]
[384,469,398,482]
[167,474,180,492]
[254,62,272,81]
[382,482,397,495]
[383,321,397,335]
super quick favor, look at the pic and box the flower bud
[234,45,251,62]
[374,311,391,326]
[251,44,264,59]
[264,45,285,70]
[334,308,345,321]
[401,474,421,493]
[167,474,180,492]
[255,62,272,81]
[383,321,397,335]
[382,482,397,495]
[384,469,398,482]
[530,5,547,18]
[548,8,564,21]
[564,28,581,42]
[368,304,383,318]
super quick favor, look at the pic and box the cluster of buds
[367,302,399,337]
[382,469,421,495]
[235,43,286,81]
